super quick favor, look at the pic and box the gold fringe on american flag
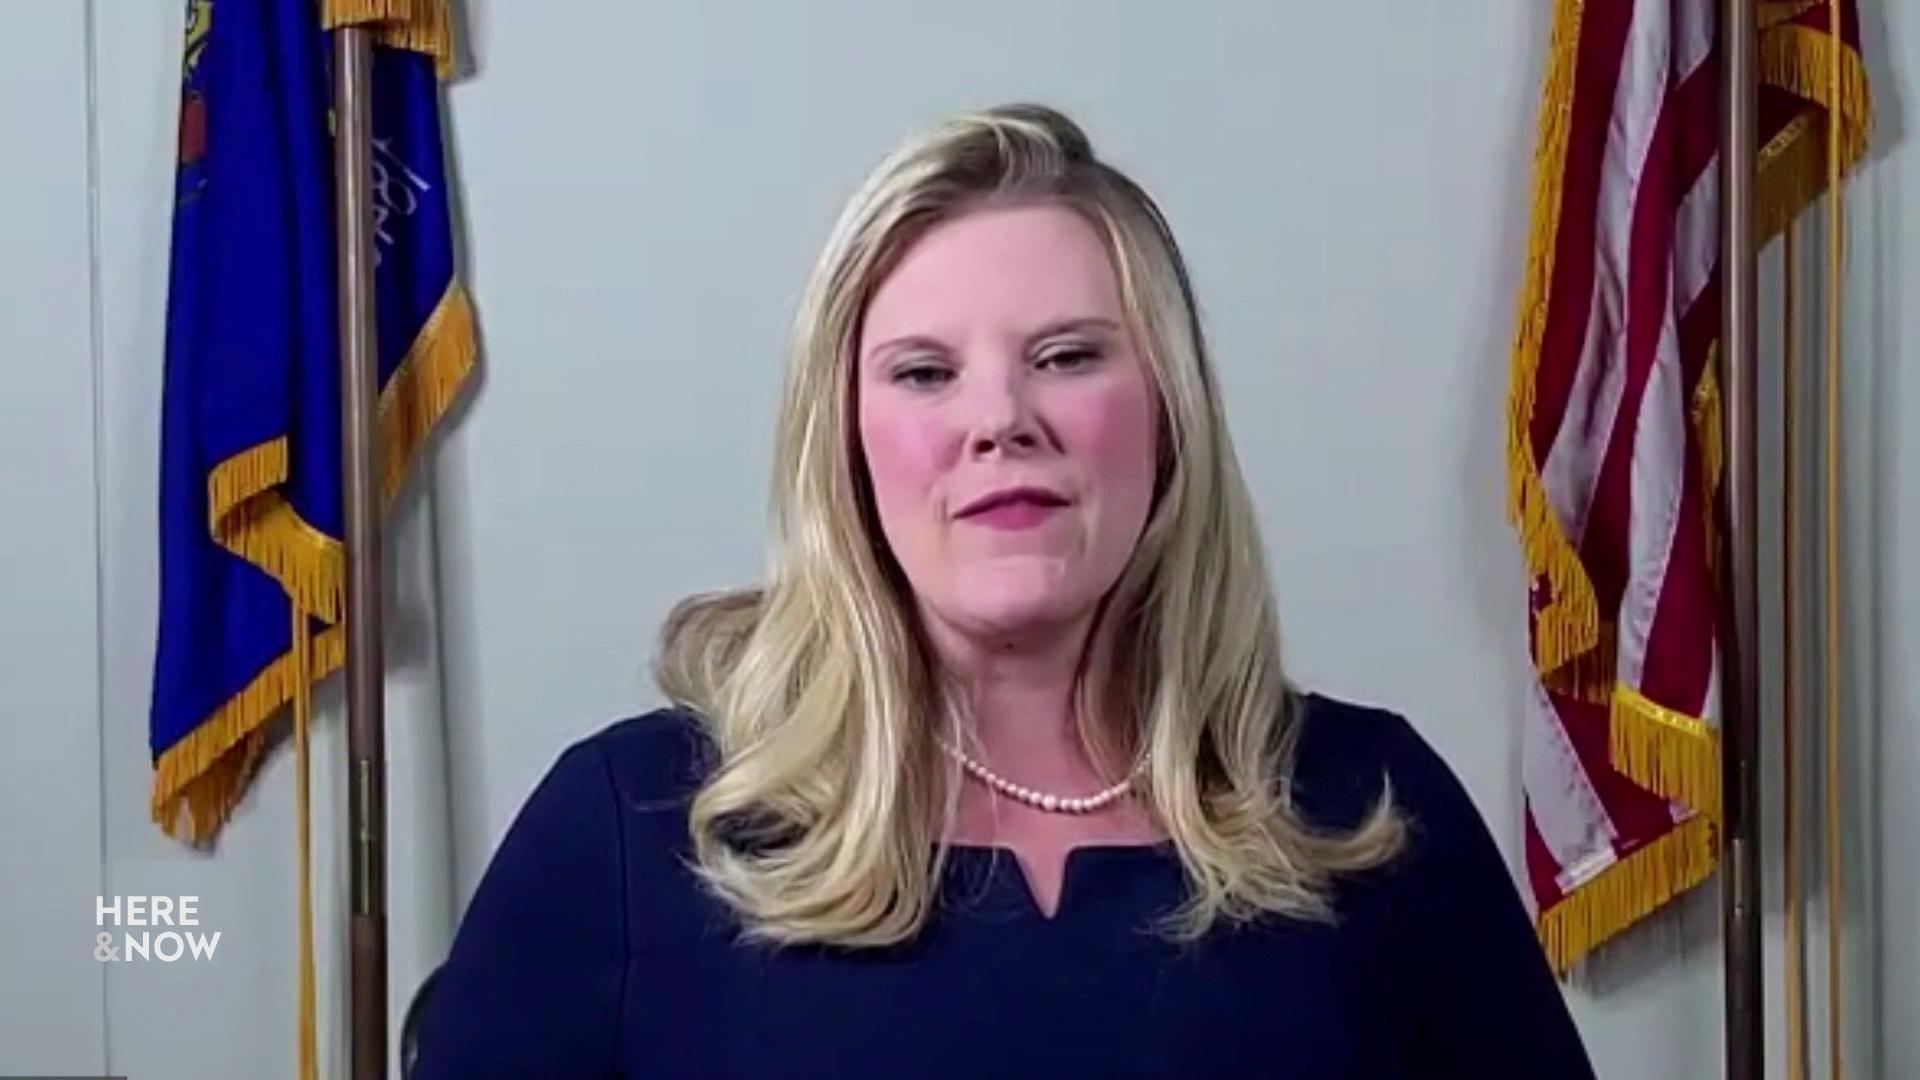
[1504,0,1869,976]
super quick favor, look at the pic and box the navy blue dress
[411,693,1595,1077]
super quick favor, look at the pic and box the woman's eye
[1037,345,1101,372]
[892,362,953,388]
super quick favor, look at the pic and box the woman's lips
[959,498,1067,530]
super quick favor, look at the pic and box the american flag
[1505,0,1869,974]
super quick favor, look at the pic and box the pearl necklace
[934,735,1144,815]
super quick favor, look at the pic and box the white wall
[1746,8,1917,1076]
[1841,4,1919,1070]
[1,1,1912,1077]
[0,4,106,1073]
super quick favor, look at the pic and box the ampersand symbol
[94,932,118,962]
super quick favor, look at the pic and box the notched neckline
[939,839,1179,923]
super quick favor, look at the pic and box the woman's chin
[940,588,1090,642]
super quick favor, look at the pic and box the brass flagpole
[332,23,390,1080]
[1719,0,1763,1077]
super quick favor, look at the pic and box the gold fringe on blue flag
[150,2,473,1074]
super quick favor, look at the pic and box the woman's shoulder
[564,703,720,805]
[1283,694,1594,1074]
[470,705,718,879]
[415,705,719,1076]
[1285,690,1491,858]
[490,705,718,874]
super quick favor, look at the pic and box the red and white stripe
[1520,0,1722,913]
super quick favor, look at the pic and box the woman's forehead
[859,204,1122,348]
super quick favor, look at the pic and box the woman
[411,104,1594,1078]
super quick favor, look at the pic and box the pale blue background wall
[1,3,1912,1076]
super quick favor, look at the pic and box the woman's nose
[970,425,1040,457]
[965,363,1044,458]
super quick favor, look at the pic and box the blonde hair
[654,102,1402,948]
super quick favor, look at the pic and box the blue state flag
[151,0,474,843]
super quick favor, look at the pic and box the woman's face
[854,202,1159,646]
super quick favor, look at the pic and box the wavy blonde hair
[654,103,1402,948]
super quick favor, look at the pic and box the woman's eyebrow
[861,333,947,366]
[1024,316,1120,346]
